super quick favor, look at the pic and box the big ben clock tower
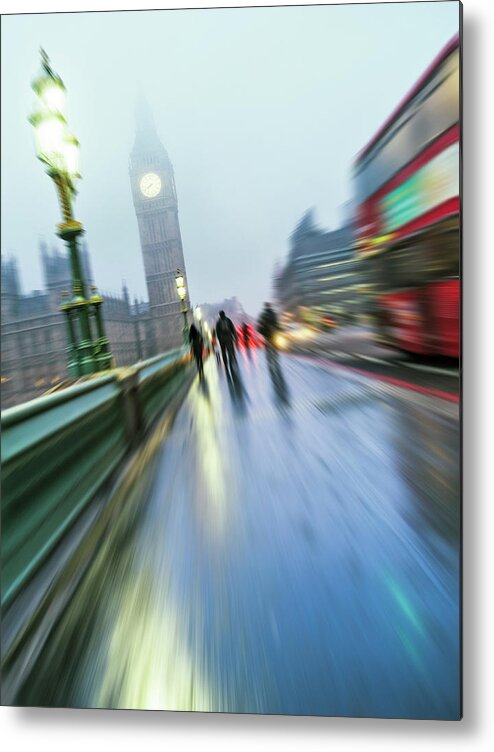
[129,96,190,352]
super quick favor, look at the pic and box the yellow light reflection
[191,361,236,535]
[274,333,288,349]
[97,564,212,711]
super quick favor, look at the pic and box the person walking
[257,302,280,349]
[215,310,238,378]
[258,302,287,396]
[189,323,204,379]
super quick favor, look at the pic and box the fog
[1,2,459,315]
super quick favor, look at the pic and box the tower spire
[133,89,164,154]
[122,280,130,313]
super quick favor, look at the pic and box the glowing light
[288,326,315,342]
[32,112,66,169]
[274,333,288,350]
[40,78,67,117]
[175,270,187,301]
[139,172,161,198]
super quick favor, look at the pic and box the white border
[2,1,494,750]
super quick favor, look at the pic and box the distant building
[1,242,152,409]
[40,238,93,312]
[274,209,362,325]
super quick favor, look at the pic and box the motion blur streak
[193,364,235,536]
[97,563,212,711]
[16,354,460,718]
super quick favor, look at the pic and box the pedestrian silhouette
[258,302,289,404]
[215,310,238,379]
[189,323,204,380]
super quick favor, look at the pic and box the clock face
[140,172,162,198]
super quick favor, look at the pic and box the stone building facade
[1,243,154,409]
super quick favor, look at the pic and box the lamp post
[88,285,112,370]
[29,49,112,377]
[60,290,78,377]
[175,269,189,345]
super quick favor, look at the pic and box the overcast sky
[1,1,459,316]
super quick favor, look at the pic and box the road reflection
[265,346,290,407]
[12,353,460,719]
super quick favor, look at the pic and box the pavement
[13,347,461,719]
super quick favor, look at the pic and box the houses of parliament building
[1,243,155,409]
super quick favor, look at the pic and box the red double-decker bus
[354,34,460,358]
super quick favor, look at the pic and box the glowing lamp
[32,61,67,118]
[175,269,186,300]
[30,110,67,171]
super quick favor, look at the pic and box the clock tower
[129,96,190,352]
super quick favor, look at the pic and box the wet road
[289,326,459,396]
[18,349,461,719]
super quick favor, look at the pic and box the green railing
[1,347,193,610]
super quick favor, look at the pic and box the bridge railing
[1,347,193,611]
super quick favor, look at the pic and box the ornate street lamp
[29,48,112,377]
[175,268,189,345]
